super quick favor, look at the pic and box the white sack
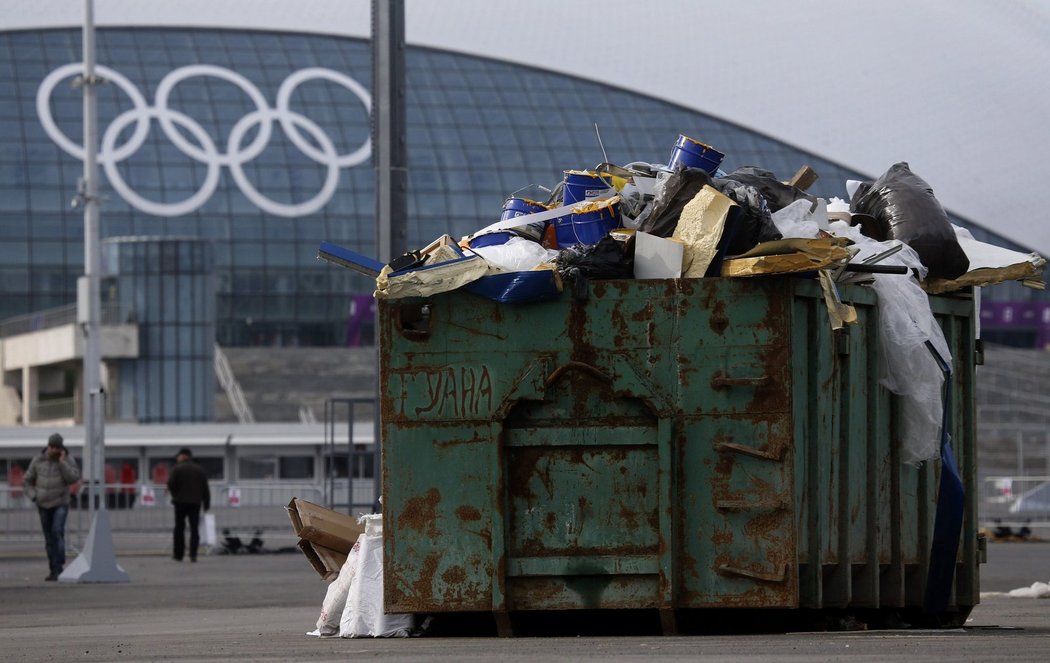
[340,515,414,638]
[313,534,363,637]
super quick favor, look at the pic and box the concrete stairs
[214,347,376,423]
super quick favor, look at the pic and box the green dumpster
[379,277,978,633]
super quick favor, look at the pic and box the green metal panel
[380,277,979,623]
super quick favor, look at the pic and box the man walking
[24,433,80,581]
[167,447,210,562]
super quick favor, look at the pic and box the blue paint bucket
[469,231,517,249]
[469,198,549,248]
[668,134,725,175]
[499,198,548,241]
[555,198,621,247]
[562,170,614,205]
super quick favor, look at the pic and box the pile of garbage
[318,133,1046,469]
[288,498,422,638]
[320,133,1044,306]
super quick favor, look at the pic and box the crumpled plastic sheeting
[771,199,825,239]
[831,221,949,465]
[1008,581,1050,598]
[470,237,559,273]
[774,204,948,464]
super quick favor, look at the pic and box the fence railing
[980,475,1050,527]
[31,397,78,422]
[0,302,134,338]
[1,482,335,554]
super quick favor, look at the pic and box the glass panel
[238,456,276,480]
[278,456,314,480]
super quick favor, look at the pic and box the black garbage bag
[718,166,817,213]
[555,235,634,282]
[850,162,969,280]
[711,179,783,256]
[636,166,712,237]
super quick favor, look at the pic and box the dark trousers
[37,504,69,575]
[173,502,201,561]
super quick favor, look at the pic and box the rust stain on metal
[747,343,790,413]
[619,504,640,529]
[744,509,788,541]
[710,526,734,546]
[544,511,557,533]
[456,505,482,522]
[709,300,729,336]
[440,565,467,586]
[410,551,442,606]
[397,487,441,538]
[631,302,653,322]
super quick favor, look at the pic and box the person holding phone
[24,433,80,581]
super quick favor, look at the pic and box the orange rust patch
[397,487,441,538]
[456,505,482,522]
[440,565,467,586]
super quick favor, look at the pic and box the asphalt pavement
[1,542,1048,662]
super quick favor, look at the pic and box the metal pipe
[81,0,104,516]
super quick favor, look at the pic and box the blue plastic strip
[317,241,384,278]
[462,270,561,304]
[923,340,965,614]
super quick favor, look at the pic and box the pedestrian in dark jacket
[166,447,211,562]
[24,433,80,581]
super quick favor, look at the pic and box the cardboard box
[286,498,366,554]
[297,538,347,581]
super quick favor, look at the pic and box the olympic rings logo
[37,64,372,218]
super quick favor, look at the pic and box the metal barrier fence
[1,482,334,554]
[0,302,132,338]
[980,475,1050,527]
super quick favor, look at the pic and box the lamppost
[59,0,129,584]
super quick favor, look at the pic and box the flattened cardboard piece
[673,185,737,278]
[923,228,1046,293]
[634,231,684,279]
[298,538,342,581]
[375,253,489,300]
[818,270,858,330]
[288,498,366,555]
[721,238,851,277]
[311,541,349,580]
[286,499,304,535]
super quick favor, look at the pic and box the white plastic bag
[469,237,558,273]
[340,514,414,638]
[198,513,216,547]
[313,535,363,637]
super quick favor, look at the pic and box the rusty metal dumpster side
[379,277,978,623]
[790,280,978,614]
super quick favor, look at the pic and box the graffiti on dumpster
[393,365,494,419]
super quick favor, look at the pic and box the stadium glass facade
[0,27,1042,349]
[104,237,215,422]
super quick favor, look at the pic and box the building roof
[3,0,1048,254]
